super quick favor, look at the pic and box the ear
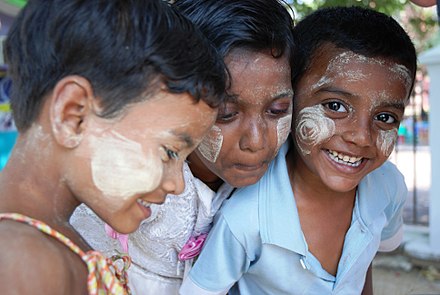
[49,76,94,148]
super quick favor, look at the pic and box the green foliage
[291,0,413,20]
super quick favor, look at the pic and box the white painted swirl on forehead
[295,105,335,155]
[197,125,223,163]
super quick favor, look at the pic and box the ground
[373,253,440,295]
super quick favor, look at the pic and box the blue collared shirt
[180,142,406,295]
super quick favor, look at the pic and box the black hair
[174,0,295,64]
[292,6,417,95]
[5,0,227,131]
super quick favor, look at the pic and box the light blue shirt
[180,142,407,295]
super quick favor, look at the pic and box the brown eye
[323,101,347,113]
[375,113,396,124]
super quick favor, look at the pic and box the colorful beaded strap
[0,213,131,295]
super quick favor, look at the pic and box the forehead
[224,48,292,105]
[309,44,411,85]
[298,45,412,104]
[115,90,215,140]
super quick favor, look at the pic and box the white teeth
[137,199,151,208]
[327,150,362,167]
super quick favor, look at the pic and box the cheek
[376,129,398,157]
[89,135,163,206]
[197,125,224,163]
[276,115,292,149]
[295,105,335,155]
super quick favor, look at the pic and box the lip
[324,149,367,172]
[137,201,152,220]
[233,161,266,172]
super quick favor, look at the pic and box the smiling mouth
[137,199,152,208]
[327,149,363,167]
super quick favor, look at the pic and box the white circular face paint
[90,131,163,200]
[197,125,223,163]
[295,105,335,155]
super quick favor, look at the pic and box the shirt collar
[357,162,393,227]
[258,141,308,256]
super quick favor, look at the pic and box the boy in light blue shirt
[180,6,417,295]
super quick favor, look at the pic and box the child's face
[193,49,293,188]
[71,91,216,233]
[292,44,412,193]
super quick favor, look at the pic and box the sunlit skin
[69,91,217,234]
[288,44,412,275]
[188,48,293,189]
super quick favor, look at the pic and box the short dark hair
[5,0,227,131]
[292,6,417,94]
[174,0,295,62]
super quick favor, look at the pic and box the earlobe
[50,76,94,148]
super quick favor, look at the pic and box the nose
[161,164,185,196]
[239,116,266,152]
[341,116,374,147]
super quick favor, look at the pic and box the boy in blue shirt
[180,6,417,295]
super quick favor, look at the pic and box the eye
[167,148,179,160]
[375,113,397,124]
[217,111,238,123]
[323,101,347,113]
[216,103,239,123]
[162,146,179,162]
[266,100,292,117]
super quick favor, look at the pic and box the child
[180,6,417,295]
[0,0,226,293]
[70,0,295,293]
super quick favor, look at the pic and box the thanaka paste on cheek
[377,128,398,157]
[197,125,223,163]
[90,131,163,202]
[295,105,335,155]
[277,115,292,149]
[276,102,293,150]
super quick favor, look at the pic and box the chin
[228,175,262,188]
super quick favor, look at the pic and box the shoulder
[361,161,407,203]
[219,185,260,229]
[0,221,87,294]
[366,161,405,185]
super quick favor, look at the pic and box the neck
[0,135,78,225]
[187,153,223,191]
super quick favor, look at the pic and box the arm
[361,263,373,295]
[0,228,87,295]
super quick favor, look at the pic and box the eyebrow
[173,131,194,148]
[318,86,353,97]
[273,89,294,100]
[375,101,406,111]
